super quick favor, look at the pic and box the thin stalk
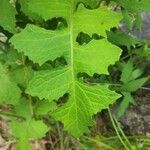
[102,135,150,141]
[21,55,34,116]
[56,123,64,150]
[113,115,132,149]
[0,111,24,120]
[28,95,34,116]
[83,136,115,150]
[89,82,150,91]
[108,108,130,150]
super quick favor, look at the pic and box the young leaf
[19,0,40,21]
[14,98,32,120]
[114,0,150,13]
[11,119,49,139]
[11,119,49,150]
[122,77,149,92]
[0,0,17,33]
[107,31,141,47]
[35,100,57,116]
[121,61,134,84]
[117,92,134,118]
[131,69,143,80]
[122,9,133,31]
[10,2,122,136]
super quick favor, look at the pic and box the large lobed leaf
[10,1,122,136]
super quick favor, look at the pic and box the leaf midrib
[70,0,75,99]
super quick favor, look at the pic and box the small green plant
[117,60,149,118]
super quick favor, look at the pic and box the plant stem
[21,55,34,116]
[113,115,132,149]
[0,111,24,119]
[108,108,130,150]
[83,136,115,150]
[56,123,64,150]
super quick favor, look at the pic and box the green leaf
[117,92,134,118]
[107,31,141,47]
[134,13,142,32]
[10,3,122,136]
[122,77,149,92]
[122,9,133,31]
[11,119,49,150]
[73,5,122,37]
[121,61,134,84]
[0,63,21,104]
[114,0,150,30]
[131,69,143,80]
[5,49,24,67]
[11,119,49,139]
[14,98,31,120]
[9,66,34,88]
[35,100,57,116]
[114,0,150,13]
[53,82,120,136]
[27,67,72,100]
[0,0,17,33]
[74,39,121,75]
[79,0,100,8]
[28,0,71,21]
[11,25,70,65]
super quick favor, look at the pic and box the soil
[119,88,150,135]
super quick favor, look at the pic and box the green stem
[108,108,130,150]
[0,111,25,120]
[83,136,115,150]
[21,55,34,116]
[113,115,132,149]
[56,123,64,150]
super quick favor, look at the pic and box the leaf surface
[10,2,122,136]
[53,81,120,136]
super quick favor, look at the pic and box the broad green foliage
[11,1,122,136]
[0,0,16,33]
[0,64,21,104]
[0,0,149,149]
